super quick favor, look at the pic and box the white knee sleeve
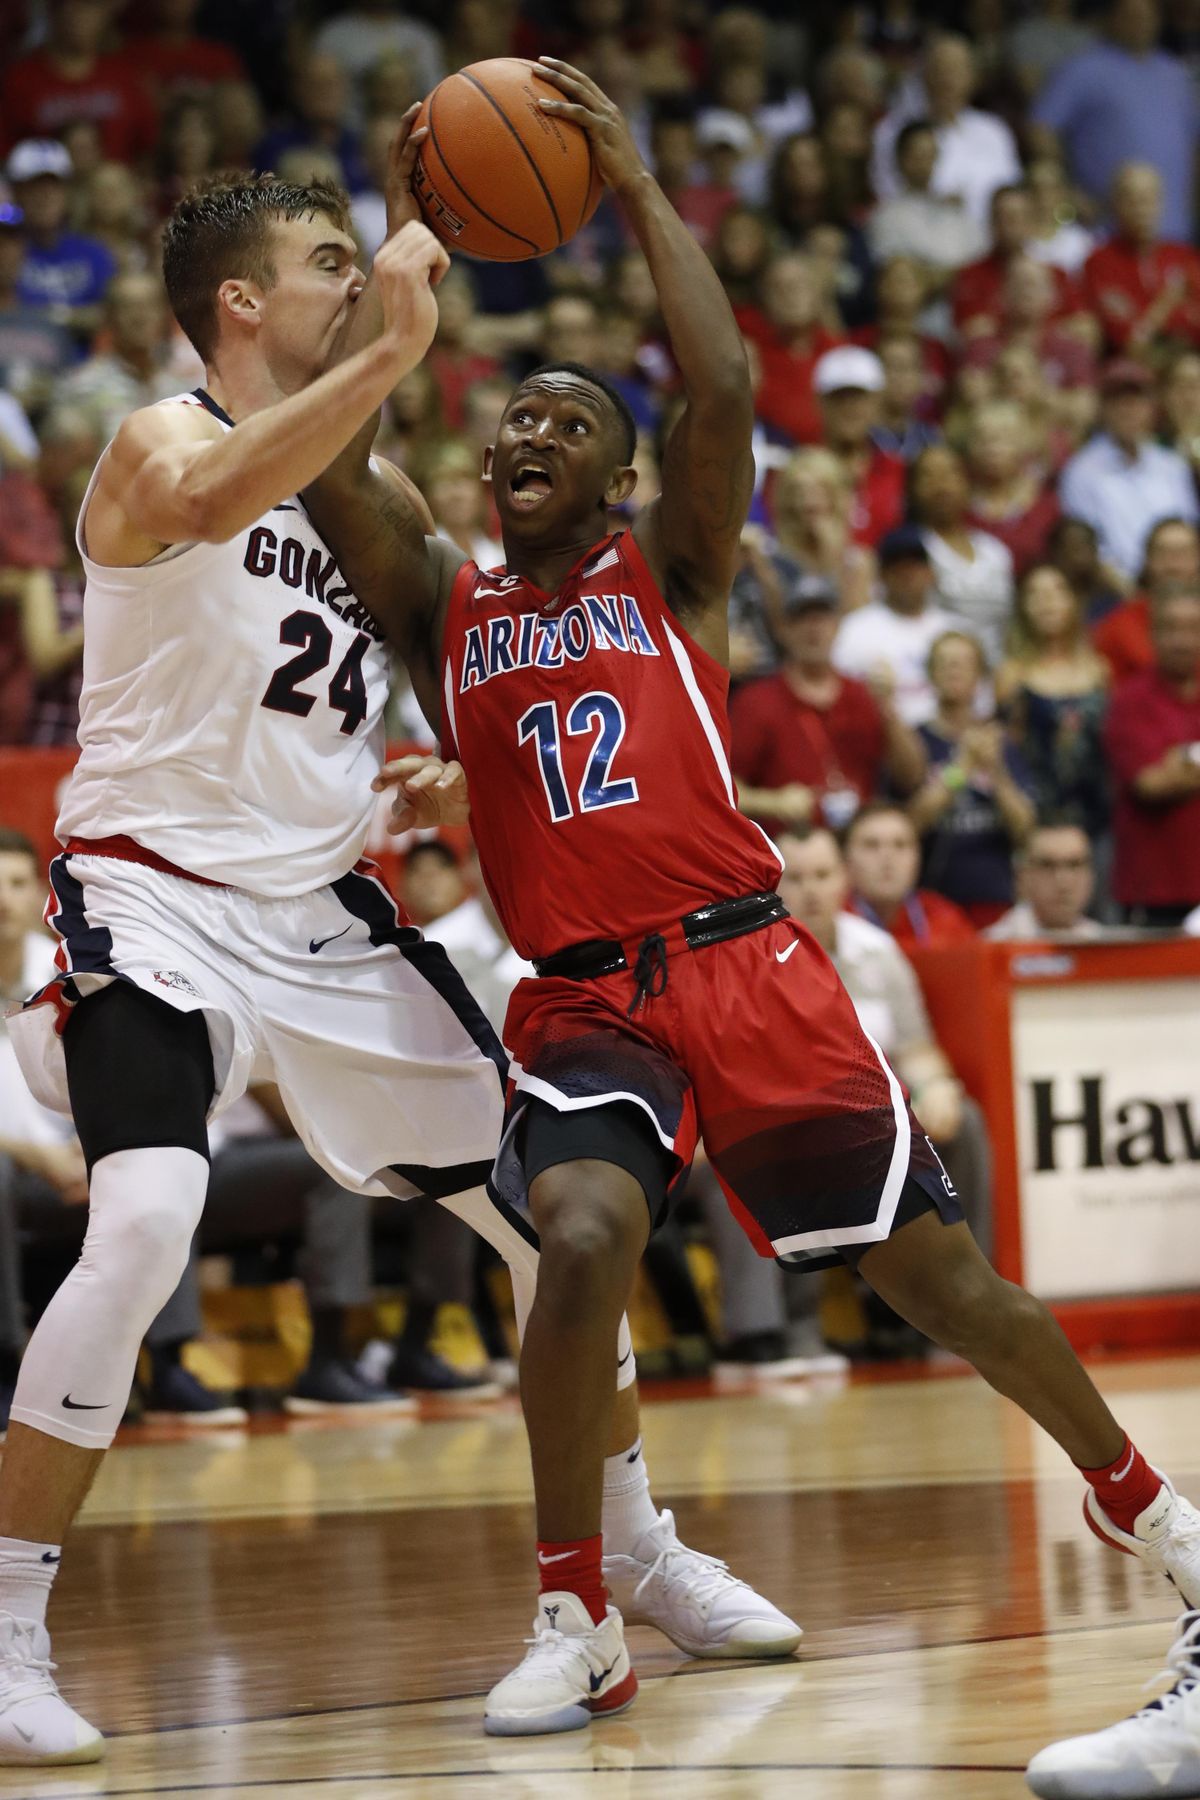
[437,1185,639,1391]
[10,1147,209,1450]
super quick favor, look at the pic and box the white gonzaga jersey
[58,391,392,897]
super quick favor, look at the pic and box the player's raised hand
[536,57,647,195]
[373,753,470,833]
[373,221,450,364]
[384,102,430,236]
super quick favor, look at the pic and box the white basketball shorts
[8,842,506,1199]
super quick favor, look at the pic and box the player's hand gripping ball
[412,56,613,261]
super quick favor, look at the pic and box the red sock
[1080,1436,1163,1533]
[537,1535,607,1626]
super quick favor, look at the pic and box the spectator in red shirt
[952,185,1080,339]
[813,344,906,548]
[730,575,926,839]
[737,251,842,446]
[1084,162,1200,354]
[424,266,500,433]
[959,256,1097,444]
[1094,516,1200,680]
[0,0,158,166]
[843,801,978,950]
[965,399,1062,573]
[1104,589,1200,923]
[649,102,737,250]
[125,0,246,109]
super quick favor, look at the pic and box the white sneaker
[0,1614,103,1766]
[1085,1474,1200,1607]
[1026,1611,1200,1797]
[484,1591,637,1736]
[603,1509,803,1659]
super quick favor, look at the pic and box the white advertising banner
[1012,978,1200,1299]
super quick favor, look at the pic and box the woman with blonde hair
[772,446,875,611]
[996,562,1109,838]
[964,399,1060,574]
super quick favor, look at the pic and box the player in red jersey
[307,60,1200,1739]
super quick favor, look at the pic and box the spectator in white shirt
[985,820,1105,939]
[868,119,988,286]
[908,444,1016,665]
[1059,358,1200,582]
[833,525,962,725]
[872,34,1022,229]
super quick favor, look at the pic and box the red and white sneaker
[603,1509,803,1659]
[484,1592,637,1737]
[1085,1473,1200,1607]
[0,1615,103,1766]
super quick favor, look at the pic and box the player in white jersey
[0,150,798,1767]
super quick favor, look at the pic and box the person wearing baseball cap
[1060,355,1199,580]
[833,524,964,725]
[6,139,116,336]
[813,343,907,549]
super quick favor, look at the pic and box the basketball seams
[426,83,540,258]
[460,69,565,248]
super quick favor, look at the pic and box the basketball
[413,58,604,262]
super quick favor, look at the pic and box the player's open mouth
[509,465,554,509]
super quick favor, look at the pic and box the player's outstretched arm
[91,224,449,560]
[538,58,754,656]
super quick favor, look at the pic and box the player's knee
[920,1262,1032,1362]
[83,1148,208,1306]
[533,1169,646,1316]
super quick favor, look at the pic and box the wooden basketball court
[10,1353,1199,1798]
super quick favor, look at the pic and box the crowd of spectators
[6,0,1200,1385]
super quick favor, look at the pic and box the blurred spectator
[1059,358,1198,582]
[206,79,266,171]
[819,99,876,224]
[812,345,904,548]
[375,362,445,473]
[154,96,217,221]
[314,0,443,121]
[1161,349,1200,484]
[861,255,952,387]
[871,332,942,461]
[908,444,1015,665]
[833,524,960,726]
[125,0,246,109]
[964,400,1062,575]
[737,251,842,446]
[844,799,977,948]
[1104,589,1200,923]
[255,51,368,194]
[872,34,1021,229]
[650,103,738,248]
[768,132,829,243]
[592,306,662,436]
[985,819,1104,938]
[25,459,86,747]
[1032,0,1199,242]
[6,139,117,338]
[350,113,402,260]
[1093,515,1200,679]
[710,203,772,308]
[997,564,1111,838]
[730,577,925,837]
[56,270,179,445]
[772,447,875,612]
[1007,0,1098,98]
[780,823,994,1261]
[1084,162,1200,353]
[415,439,502,571]
[361,52,422,127]
[0,204,76,413]
[867,118,986,284]
[952,185,1080,341]
[1049,515,1125,627]
[0,0,158,166]
[1025,154,1097,277]
[425,267,501,433]
[727,523,787,682]
[79,159,150,274]
[960,256,1097,443]
[908,631,1036,920]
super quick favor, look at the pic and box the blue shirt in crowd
[16,234,118,314]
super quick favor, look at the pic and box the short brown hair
[161,171,353,363]
[0,827,38,865]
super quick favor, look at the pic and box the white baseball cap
[6,139,73,184]
[813,345,885,395]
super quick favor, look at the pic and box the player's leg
[0,983,213,1767]
[857,1201,1200,1604]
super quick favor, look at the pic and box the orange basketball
[413,58,604,262]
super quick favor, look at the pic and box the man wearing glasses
[984,820,1103,940]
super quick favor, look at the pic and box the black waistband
[532,891,787,982]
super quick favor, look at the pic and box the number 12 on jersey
[517,691,640,823]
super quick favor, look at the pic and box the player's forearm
[164,340,418,543]
[616,171,752,417]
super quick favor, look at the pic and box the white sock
[0,1536,61,1628]
[601,1437,661,1556]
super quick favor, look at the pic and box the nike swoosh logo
[476,586,519,599]
[14,1725,34,1744]
[1111,1445,1138,1482]
[41,1551,61,1565]
[776,940,800,964]
[589,1661,617,1693]
[62,1395,108,1410]
[309,924,352,955]
[537,1549,577,1565]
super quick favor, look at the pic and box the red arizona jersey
[441,531,782,961]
